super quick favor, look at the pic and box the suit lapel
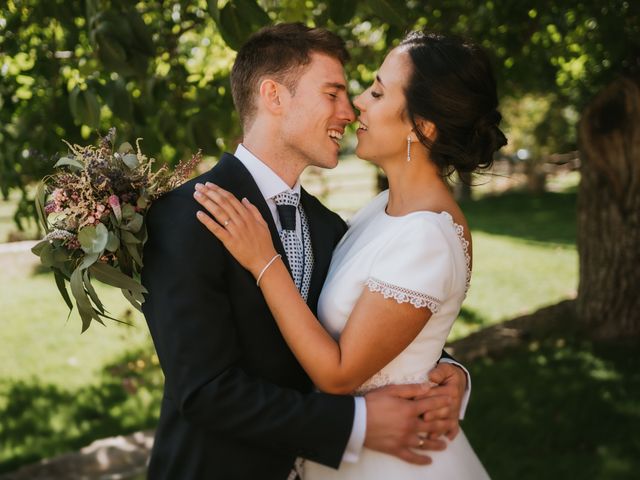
[212,153,293,273]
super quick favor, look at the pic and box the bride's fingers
[397,448,432,465]
[415,435,446,451]
[193,189,237,229]
[195,210,231,244]
[204,182,250,221]
[242,198,268,227]
[194,184,244,228]
[422,404,453,422]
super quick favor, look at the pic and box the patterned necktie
[273,190,313,300]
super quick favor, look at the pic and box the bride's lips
[356,119,369,135]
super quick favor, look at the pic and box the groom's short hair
[231,22,349,130]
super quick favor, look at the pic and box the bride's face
[353,48,415,165]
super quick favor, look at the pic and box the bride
[194,30,505,479]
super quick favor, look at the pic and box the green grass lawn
[465,335,640,480]
[0,163,597,475]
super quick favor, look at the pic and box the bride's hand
[194,182,278,278]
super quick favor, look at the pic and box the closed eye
[371,91,382,99]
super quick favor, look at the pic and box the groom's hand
[418,363,467,440]
[363,384,449,465]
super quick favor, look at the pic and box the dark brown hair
[400,31,507,175]
[231,23,350,130]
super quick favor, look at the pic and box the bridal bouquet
[32,128,201,332]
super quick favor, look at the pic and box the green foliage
[1,0,637,225]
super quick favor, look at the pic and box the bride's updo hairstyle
[399,31,507,175]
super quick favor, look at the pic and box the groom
[142,23,470,479]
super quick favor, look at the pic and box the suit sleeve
[142,192,354,468]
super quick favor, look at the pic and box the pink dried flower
[108,195,122,221]
[44,201,57,214]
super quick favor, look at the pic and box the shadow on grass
[460,190,577,245]
[464,336,640,480]
[0,348,162,473]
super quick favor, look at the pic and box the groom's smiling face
[278,52,355,169]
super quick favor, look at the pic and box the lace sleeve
[365,277,442,313]
[366,216,453,314]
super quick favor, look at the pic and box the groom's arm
[142,192,353,468]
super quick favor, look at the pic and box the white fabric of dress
[304,190,489,480]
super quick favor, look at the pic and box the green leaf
[207,0,220,21]
[367,0,407,28]
[122,153,139,169]
[217,1,250,51]
[89,262,147,294]
[78,223,109,254]
[78,251,100,270]
[123,213,143,233]
[106,231,119,252]
[328,0,357,25]
[79,89,101,129]
[121,230,141,244]
[34,182,49,233]
[70,267,95,333]
[124,239,143,268]
[53,269,74,315]
[121,203,136,219]
[54,156,85,170]
[39,242,55,267]
[118,141,133,154]
[83,268,106,314]
[31,239,49,256]
[121,288,143,312]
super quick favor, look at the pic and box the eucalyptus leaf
[106,231,119,252]
[78,251,100,270]
[121,230,141,244]
[118,141,133,154]
[34,182,49,233]
[31,239,50,256]
[124,213,143,233]
[54,269,74,314]
[70,267,95,332]
[40,242,55,267]
[83,268,106,314]
[54,156,85,171]
[122,288,143,312]
[122,153,139,169]
[90,262,147,294]
[125,239,143,268]
[122,203,136,219]
[78,223,109,254]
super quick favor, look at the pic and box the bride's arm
[194,182,433,394]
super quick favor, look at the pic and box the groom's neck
[242,133,305,189]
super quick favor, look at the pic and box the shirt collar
[234,144,301,201]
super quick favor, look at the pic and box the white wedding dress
[304,190,490,479]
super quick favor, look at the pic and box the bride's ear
[412,118,437,143]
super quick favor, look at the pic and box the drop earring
[406,135,412,162]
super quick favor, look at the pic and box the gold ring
[418,437,424,448]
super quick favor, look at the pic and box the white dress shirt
[233,144,471,462]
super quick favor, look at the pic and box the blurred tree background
[1,0,639,478]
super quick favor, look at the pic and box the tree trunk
[576,76,640,339]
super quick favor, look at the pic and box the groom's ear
[259,79,286,115]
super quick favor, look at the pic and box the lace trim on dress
[366,277,442,313]
[440,212,472,295]
[354,370,431,395]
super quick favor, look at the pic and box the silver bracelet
[256,254,282,287]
